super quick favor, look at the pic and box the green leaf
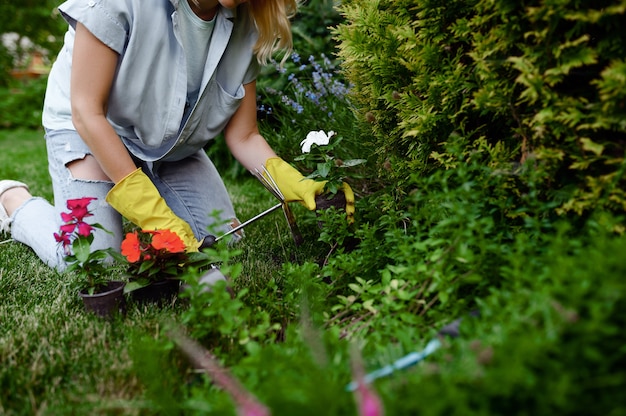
[580,138,604,156]
[72,237,92,264]
[316,161,332,178]
[124,279,150,293]
[138,259,156,274]
[341,158,367,167]
[348,283,362,294]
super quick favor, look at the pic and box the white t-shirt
[178,0,215,108]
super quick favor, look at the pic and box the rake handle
[200,202,283,249]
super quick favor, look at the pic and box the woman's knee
[66,155,110,181]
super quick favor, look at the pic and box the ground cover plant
[2,0,626,414]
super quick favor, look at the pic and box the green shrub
[0,77,47,129]
[309,138,542,348]
[380,221,626,415]
[335,0,626,218]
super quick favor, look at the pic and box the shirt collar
[169,0,237,19]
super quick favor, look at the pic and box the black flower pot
[131,279,180,306]
[79,281,126,318]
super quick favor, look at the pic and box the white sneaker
[0,180,29,233]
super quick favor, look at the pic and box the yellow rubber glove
[341,181,356,221]
[106,168,201,252]
[264,157,355,221]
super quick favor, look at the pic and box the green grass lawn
[0,129,325,414]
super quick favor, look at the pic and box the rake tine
[252,166,303,245]
[252,168,283,202]
[281,201,304,246]
[258,166,285,201]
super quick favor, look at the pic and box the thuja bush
[335,0,626,217]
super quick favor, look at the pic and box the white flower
[300,130,336,153]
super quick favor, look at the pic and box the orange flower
[119,228,208,283]
[121,231,142,263]
[150,229,186,254]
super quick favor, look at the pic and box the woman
[0,0,354,269]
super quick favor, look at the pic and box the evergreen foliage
[335,0,626,217]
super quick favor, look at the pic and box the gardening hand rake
[195,167,303,293]
[200,166,303,249]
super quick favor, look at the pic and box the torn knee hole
[66,155,110,181]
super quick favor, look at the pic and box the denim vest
[42,0,260,162]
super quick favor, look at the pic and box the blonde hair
[248,0,299,65]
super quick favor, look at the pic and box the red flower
[150,229,185,253]
[66,197,97,221]
[120,228,207,283]
[121,231,142,263]
[61,212,74,223]
[60,222,77,234]
[54,231,71,247]
[76,222,94,237]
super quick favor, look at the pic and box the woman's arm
[70,22,136,183]
[223,81,277,170]
[222,78,356,218]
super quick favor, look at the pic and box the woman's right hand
[106,169,201,252]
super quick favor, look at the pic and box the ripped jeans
[10,129,239,271]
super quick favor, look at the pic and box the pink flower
[60,222,77,234]
[355,383,384,416]
[350,347,384,416]
[54,231,71,247]
[237,400,270,416]
[76,221,94,237]
[61,212,75,223]
[66,197,96,221]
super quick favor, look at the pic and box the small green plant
[54,197,116,295]
[295,129,366,194]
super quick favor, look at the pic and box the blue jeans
[10,129,239,270]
